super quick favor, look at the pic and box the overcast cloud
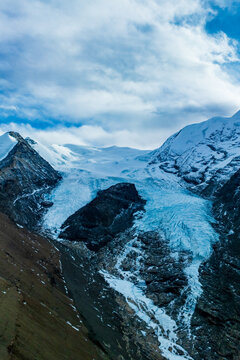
[0,0,240,148]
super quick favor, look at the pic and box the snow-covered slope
[26,137,78,170]
[0,132,17,161]
[150,110,240,195]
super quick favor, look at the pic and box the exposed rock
[25,136,37,145]
[41,200,54,208]
[0,132,61,230]
[137,232,188,307]
[59,182,146,251]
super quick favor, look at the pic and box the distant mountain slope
[150,110,240,196]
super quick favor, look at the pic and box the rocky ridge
[0,132,61,230]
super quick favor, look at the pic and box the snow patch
[66,321,80,332]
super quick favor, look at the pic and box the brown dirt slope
[0,212,108,360]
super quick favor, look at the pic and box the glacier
[30,139,220,357]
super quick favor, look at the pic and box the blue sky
[0,0,240,148]
[206,1,240,40]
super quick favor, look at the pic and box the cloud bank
[0,0,240,148]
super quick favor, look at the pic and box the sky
[0,0,240,149]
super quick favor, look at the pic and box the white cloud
[0,122,172,149]
[0,0,240,147]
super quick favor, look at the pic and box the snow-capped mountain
[150,110,240,196]
[0,110,240,360]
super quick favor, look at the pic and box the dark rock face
[101,230,188,309]
[59,183,146,251]
[192,169,240,359]
[213,168,240,232]
[138,232,188,308]
[0,132,61,229]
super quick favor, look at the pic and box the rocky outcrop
[137,232,188,308]
[0,132,61,230]
[59,182,146,250]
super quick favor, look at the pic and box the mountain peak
[7,131,23,142]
